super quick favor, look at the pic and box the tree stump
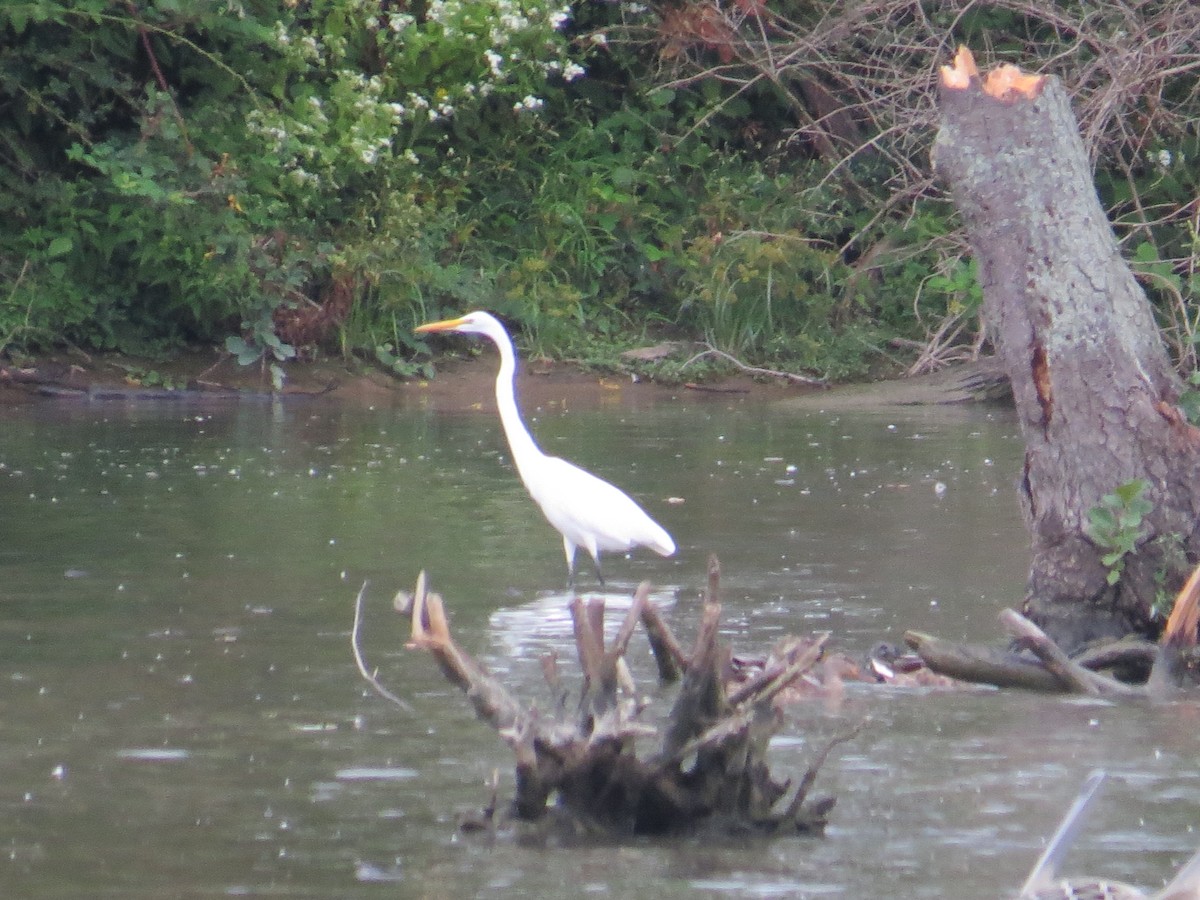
[933,47,1200,650]
[355,560,860,838]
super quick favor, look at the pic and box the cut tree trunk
[933,47,1200,650]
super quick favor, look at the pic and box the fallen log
[356,556,861,837]
[999,609,1140,698]
[902,629,1064,692]
[905,564,1200,695]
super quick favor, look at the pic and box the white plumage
[416,311,675,587]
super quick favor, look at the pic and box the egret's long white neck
[489,324,543,476]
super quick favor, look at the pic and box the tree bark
[933,48,1200,650]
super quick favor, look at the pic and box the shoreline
[0,349,1007,412]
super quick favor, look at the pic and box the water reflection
[487,588,678,663]
[0,393,1196,898]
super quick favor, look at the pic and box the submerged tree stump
[355,558,860,838]
[934,47,1200,650]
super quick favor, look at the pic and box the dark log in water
[906,567,1200,697]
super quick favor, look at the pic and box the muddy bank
[0,348,1007,412]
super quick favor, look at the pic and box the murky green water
[1,390,1197,898]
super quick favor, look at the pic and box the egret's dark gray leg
[591,554,606,589]
[564,536,578,592]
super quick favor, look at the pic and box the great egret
[415,311,676,588]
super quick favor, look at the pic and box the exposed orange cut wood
[1031,342,1053,431]
[939,46,1045,100]
[983,63,1045,100]
[1162,561,1200,647]
[939,45,978,89]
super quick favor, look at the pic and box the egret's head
[414,310,499,338]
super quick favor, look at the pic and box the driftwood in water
[1017,771,1200,899]
[356,557,861,837]
[905,566,1200,696]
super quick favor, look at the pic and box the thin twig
[783,719,868,821]
[126,1,193,154]
[683,343,828,387]
[727,632,831,708]
[351,581,414,712]
[0,260,35,354]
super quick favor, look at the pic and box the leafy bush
[1,0,1197,385]
[0,0,581,366]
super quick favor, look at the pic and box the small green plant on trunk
[1086,480,1153,586]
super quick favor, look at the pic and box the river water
[1,384,1197,898]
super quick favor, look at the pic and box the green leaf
[1132,241,1159,263]
[225,335,261,366]
[1087,506,1116,532]
[1179,390,1200,425]
[46,235,73,258]
[1113,479,1147,503]
[611,167,637,189]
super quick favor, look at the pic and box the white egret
[415,311,676,588]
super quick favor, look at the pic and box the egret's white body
[415,311,676,586]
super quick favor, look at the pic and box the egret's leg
[591,554,606,589]
[563,535,578,591]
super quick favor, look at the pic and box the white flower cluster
[400,1,582,120]
[255,1,591,196]
[484,49,504,77]
[387,12,415,33]
[1150,148,1185,170]
[494,8,531,45]
[514,95,544,112]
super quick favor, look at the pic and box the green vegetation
[1086,480,1154,587]
[1,2,1197,385]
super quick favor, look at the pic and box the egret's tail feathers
[649,524,676,557]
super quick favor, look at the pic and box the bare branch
[609,0,1200,371]
[682,342,828,387]
[351,581,414,713]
